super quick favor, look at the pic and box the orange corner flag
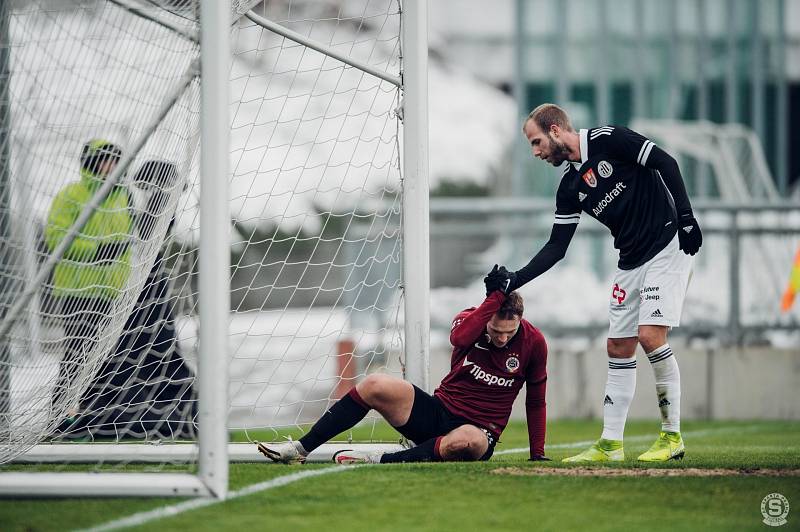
[780,248,800,313]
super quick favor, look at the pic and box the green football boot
[562,438,624,463]
[637,431,685,462]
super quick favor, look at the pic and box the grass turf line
[1,420,798,532]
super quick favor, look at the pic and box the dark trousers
[52,297,112,411]
[62,264,198,440]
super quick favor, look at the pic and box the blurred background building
[425,1,800,329]
[430,0,799,198]
[423,0,800,420]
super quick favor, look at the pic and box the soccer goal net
[0,0,428,498]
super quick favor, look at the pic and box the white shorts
[608,234,693,338]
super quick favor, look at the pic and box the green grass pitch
[2,419,798,531]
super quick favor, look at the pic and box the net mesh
[0,0,404,467]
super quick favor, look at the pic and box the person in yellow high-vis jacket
[781,248,800,313]
[45,139,132,413]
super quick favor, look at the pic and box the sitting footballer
[257,266,549,464]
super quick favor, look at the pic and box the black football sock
[379,436,442,463]
[299,388,370,453]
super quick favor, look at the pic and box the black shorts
[395,385,497,461]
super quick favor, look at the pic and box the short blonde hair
[523,103,574,133]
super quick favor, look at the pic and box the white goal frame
[0,0,429,499]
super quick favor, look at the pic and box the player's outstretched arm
[509,222,577,291]
[449,291,505,348]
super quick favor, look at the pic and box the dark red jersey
[434,291,548,457]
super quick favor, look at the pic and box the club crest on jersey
[505,355,520,373]
[597,160,613,178]
[582,168,598,188]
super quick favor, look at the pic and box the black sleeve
[512,174,580,290]
[643,145,693,215]
[601,126,693,215]
[513,223,577,289]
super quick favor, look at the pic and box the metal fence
[430,197,800,346]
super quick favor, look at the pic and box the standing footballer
[495,103,701,463]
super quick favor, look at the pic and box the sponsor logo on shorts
[612,283,627,304]
[480,427,497,446]
[592,182,626,217]
[641,285,660,302]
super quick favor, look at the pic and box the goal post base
[13,442,406,464]
[0,472,210,498]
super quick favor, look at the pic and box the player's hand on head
[484,264,503,295]
[485,264,518,296]
[496,266,517,294]
[677,211,702,256]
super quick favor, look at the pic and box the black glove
[484,264,509,296]
[95,240,130,262]
[497,266,517,294]
[529,455,551,461]
[677,211,702,256]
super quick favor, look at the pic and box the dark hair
[523,103,574,134]
[496,292,524,320]
[81,139,122,175]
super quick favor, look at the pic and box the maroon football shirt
[434,291,548,457]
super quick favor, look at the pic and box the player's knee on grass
[439,425,488,461]
[607,337,637,358]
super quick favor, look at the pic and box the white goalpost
[0,0,428,498]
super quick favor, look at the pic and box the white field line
[80,466,359,532]
[493,424,761,456]
[82,424,758,531]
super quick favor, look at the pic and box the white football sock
[646,344,681,433]
[600,356,637,441]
